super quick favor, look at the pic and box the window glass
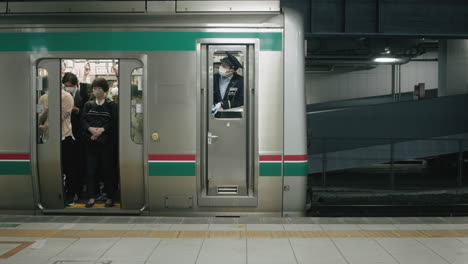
[212,51,244,119]
[36,68,49,144]
[61,59,119,102]
[131,68,143,144]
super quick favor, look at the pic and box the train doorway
[34,58,145,212]
[199,41,257,205]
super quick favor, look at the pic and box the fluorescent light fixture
[374,57,400,63]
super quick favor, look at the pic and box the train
[0,1,307,216]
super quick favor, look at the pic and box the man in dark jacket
[213,53,244,113]
[81,78,118,208]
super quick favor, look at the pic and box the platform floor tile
[247,238,297,264]
[146,238,203,264]
[0,243,21,257]
[197,238,246,264]
[208,224,246,231]
[415,237,468,264]
[358,224,399,230]
[98,238,160,262]
[2,238,76,264]
[170,224,209,231]
[320,224,361,230]
[289,238,348,264]
[48,238,119,262]
[283,224,322,231]
[131,224,172,230]
[332,238,399,264]
[375,237,451,264]
[246,224,284,231]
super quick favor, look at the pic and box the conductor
[212,53,244,114]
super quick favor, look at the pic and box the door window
[36,68,49,144]
[131,68,143,144]
[212,51,245,119]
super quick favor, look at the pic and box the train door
[34,58,145,211]
[199,42,256,200]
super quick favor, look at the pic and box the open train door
[34,57,145,213]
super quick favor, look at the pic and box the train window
[61,59,119,102]
[131,68,143,144]
[212,51,245,119]
[36,68,49,144]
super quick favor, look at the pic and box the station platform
[0,215,468,264]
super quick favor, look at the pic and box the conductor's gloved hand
[211,102,222,115]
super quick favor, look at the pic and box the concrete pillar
[439,40,468,96]
[282,8,308,217]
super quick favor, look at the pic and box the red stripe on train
[148,154,196,161]
[284,155,308,161]
[259,155,282,161]
[0,154,30,160]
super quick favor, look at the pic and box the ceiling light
[374,57,401,63]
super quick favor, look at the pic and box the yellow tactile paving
[77,230,126,238]
[301,231,329,238]
[51,230,82,238]
[209,231,243,239]
[455,230,468,236]
[391,230,426,237]
[245,231,271,238]
[0,229,57,237]
[2,229,468,239]
[0,241,34,259]
[149,231,179,238]
[362,231,398,238]
[419,230,462,237]
[326,231,364,238]
[178,231,209,238]
[271,231,305,238]
[121,230,153,238]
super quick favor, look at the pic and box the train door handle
[208,132,219,144]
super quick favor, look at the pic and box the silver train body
[0,7,307,216]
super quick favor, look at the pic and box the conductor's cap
[220,53,243,70]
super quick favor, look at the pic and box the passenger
[60,77,78,206]
[62,73,85,205]
[38,87,49,143]
[82,62,93,84]
[212,53,244,114]
[80,62,94,101]
[110,81,119,102]
[81,78,118,208]
[131,85,143,144]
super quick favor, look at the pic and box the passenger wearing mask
[212,53,244,115]
[110,81,119,102]
[60,76,78,206]
[62,73,85,205]
[81,78,118,208]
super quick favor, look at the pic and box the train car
[0,1,307,216]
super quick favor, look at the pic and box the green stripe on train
[259,163,282,177]
[148,161,306,177]
[284,162,308,177]
[0,161,31,175]
[0,32,282,52]
[148,162,196,176]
